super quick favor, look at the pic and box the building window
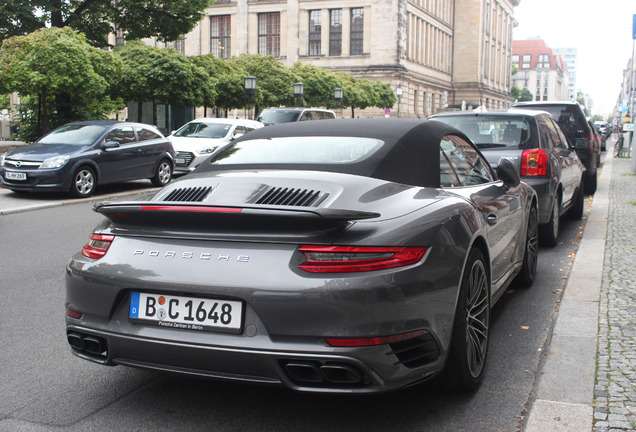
[329,9,342,56]
[210,15,231,59]
[258,12,280,57]
[512,54,519,67]
[537,54,550,69]
[308,10,321,56]
[170,38,185,54]
[522,54,531,69]
[350,8,364,55]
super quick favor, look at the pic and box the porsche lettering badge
[133,250,250,262]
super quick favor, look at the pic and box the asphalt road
[0,185,588,432]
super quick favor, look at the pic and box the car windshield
[210,137,383,165]
[527,105,588,132]
[434,115,535,149]
[174,122,232,138]
[38,124,108,145]
[255,110,301,124]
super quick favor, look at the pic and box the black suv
[513,101,600,194]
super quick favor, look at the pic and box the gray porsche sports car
[65,119,538,394]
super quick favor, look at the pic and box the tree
[114,42,215,122]
[0,27,123,139]
[0,0,215,47]
[292,62,343,108]
[511,85,533,102]
[192,54,245,111]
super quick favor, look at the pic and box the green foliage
[0,94,9,110]
[0,0,215,47]
[229,55,296,109]
[292,63,342,108]
[0,27,124,138]
[114,41,215,108]
[192,54,245,110]
[591,114,604,122]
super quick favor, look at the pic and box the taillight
[298,245,428,273]
[520,149,548,176]
[582,134,593,149]
[326,330,429,347]
[81,234,115,259]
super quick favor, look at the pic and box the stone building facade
[146,0,520,118]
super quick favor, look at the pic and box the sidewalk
[525,147,636,431]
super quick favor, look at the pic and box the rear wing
[94,201,380,235]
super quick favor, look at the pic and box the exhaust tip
[320,363,363,384]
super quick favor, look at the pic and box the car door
[98,125,139,183]
[440,135,524,293]
[546,117,579,206]
[135,125,169,178]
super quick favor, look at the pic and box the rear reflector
[520,148,548,176]
[298,245,428,273]
[81,234,114,259]
[326,330,429,347]
[66,308,82,319]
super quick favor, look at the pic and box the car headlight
[39,155,70,169]
[196,146,218,155]
[0,153,5,167]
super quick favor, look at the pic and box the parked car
[591,120,607,151]
[65,119,538,394]
[594,120,610,140]
[255,107,336,126]
[430,110,586,246]
[513,101,599,194]
[168,118,263,173]
[0,121,174,198]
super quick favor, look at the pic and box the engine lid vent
[162,186,213,202]
[256,187,323,207]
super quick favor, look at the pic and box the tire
[437,248,490,392]
[70,166,96,198]
[514,205,538,288]
[584,171,597,195]
[151,159,172,187]
[539,195,560,247]
[566,183,585,220]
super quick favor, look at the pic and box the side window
[233,126,247,137]
[440,135,493,186]
[537,119,555,149]
[551,119,571,148]
[105,126,136,145]
[137,127,163,142]
[439,146,461,187]
[545,118,565,149]
[300,112,313,121]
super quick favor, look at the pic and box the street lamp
[396,87,402,118]
[293,82,304,107]
[244,75,257,120]
[334,88,343,118]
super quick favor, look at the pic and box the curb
[524,151,613,431]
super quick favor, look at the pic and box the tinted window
[174,122,231,138]
[210,137,383,165]
[525,105,587,133]
[38,124,108,146]
[137,127,163,141]
[440,135,493,186]
[105,126,136,145]
[544,118,566,148]
[255,110,302,124]
[434,115,536,149]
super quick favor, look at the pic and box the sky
[513,0,635,117]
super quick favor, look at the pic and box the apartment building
[147,0,519,117]
[512,38,569,102]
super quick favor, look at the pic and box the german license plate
[5,172,26,181]
[175,158,186,165]
[129,292,243,333]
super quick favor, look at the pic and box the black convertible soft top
[194,118,469,188]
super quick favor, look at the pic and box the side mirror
[496,158,521,188]
[101,140,120,150]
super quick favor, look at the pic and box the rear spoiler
[93,201,380,233]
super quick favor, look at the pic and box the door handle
[487,214,498,225]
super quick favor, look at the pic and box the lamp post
[396,87,402,118]
[244,75,257,120]
[293,82,304,107]
[334,88,343,118]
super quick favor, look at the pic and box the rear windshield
[209,137,383,165]
[433,115,537,149]
[174,122,231,139]
[525,105,587,131]
[38,124,108,146]
[255,110,301,125]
